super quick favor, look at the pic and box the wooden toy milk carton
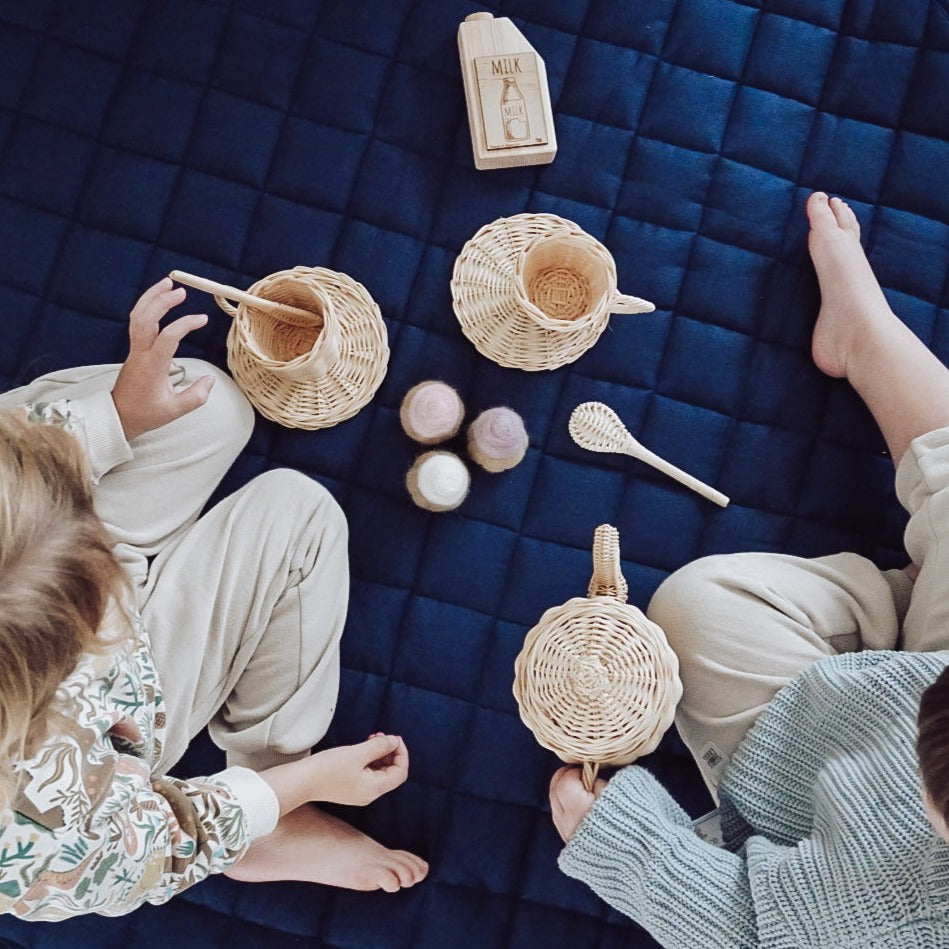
[458,12,557,170]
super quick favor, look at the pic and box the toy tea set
[168,12,729,792]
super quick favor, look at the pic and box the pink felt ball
[400,381,465,444]
[467,407,529,472]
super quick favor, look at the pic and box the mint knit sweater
[559,651,949,948]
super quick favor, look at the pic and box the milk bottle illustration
[500,77,529,142]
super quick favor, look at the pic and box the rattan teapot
[513,524,682,790]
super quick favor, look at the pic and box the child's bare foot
[225,805,429,892]
[807,191,895,379]
[549,766,607,843]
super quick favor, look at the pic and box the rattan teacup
[451,214,655,371]
[513,524,682,790]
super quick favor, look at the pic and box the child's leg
[808,191,949,466]
[224,804,428,892]
[807,191,949,651]
[93,360,252,578]
[891,430,949,651]
[142,468,348,772]
[653,192,949,796]
[647,550,902,797]
[0,359,253,588]
[142,470,430,891]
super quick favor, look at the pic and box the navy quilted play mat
[3,0,949,946]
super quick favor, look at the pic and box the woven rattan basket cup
[513,524,682,790]
[517,230,640,327]
[451,214,654,371]
[219,266,389,430]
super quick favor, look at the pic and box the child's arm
[1,760,269,918]
[558,766,757,949]
[259,734,410,814]
[2,735,410,919]
[14,278,213,484]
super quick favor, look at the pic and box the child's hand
[549,766,606,843]
[306,735,410,807]
[112,277,214,440]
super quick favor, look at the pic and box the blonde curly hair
[0,410,129,812]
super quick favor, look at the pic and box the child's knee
[253,469,348,543]
[177,359,254,447]
[647,555,744,653]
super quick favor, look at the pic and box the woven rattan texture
[569,401,642,455]
[514,526,682,788]
[451,212,654,371]
[222,266,389,430]
[2,1,949,947]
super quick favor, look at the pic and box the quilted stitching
[2,0,947,946]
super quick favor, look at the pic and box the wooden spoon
[169,270,317,323]
[569,402,729,507]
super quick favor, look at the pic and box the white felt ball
[407,451,470,512]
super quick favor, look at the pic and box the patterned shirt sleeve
[22,399,81,433]
[0,760,257,920]
[20,391,132,484]
[0,629,278,921]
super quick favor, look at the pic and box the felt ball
[400,381,465,444]
[467,407,529,472]
[406,451,470,512]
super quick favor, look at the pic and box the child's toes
[806,191,837,229]
[829,195,860,237]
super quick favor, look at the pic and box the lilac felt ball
[400,381,465,444]
[467,407,529,472]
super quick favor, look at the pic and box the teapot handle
[581,761,601,792]
[215,295,238,318]
[588,524,628,602]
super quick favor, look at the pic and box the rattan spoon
[569,402,730,507]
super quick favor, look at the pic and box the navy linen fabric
[2,0,948,946]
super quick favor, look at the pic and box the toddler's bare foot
[225,805,428,892]
[807,191,895,379]
[549,766,607,843]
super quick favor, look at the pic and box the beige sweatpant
[647,426,949,797]
[1,360,349,773]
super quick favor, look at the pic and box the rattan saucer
[221,266,389,430]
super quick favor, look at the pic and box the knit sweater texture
[559,650,949,948]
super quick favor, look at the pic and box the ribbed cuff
[560,766,690,879]
[73,390,132,483]
[216,766,280,841]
